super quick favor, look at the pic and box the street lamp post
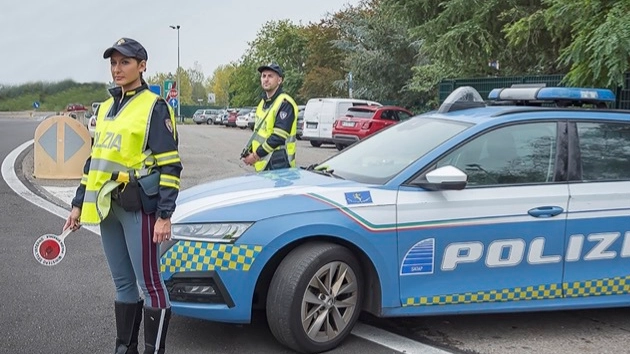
[169,25,182,122]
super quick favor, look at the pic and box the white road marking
[1,140,99,235]
[352,323,452,353]
[2,139,452,354]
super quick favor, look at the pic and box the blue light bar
[537,87,615,102]
[488,87,615,102]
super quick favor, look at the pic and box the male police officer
[242,63,299,171]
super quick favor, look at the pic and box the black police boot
[114,300,143,354]
[143,307,171,354]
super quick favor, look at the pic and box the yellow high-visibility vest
[252,93,298,171]
[80,89,174,225]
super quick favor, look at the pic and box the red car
[226,109,240,127]
[331,105,413,150]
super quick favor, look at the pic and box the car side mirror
[411,165,467,191]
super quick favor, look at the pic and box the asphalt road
[0,119,404,354]
[2,117,630,354]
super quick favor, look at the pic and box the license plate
[306,123,317,129]
[341,121,355,127]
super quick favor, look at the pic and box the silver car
[192,109,219,125]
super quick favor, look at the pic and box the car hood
[172,168,371,223]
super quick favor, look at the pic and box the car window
[397,111,412,121]
[435,122,557,186]
[380,110,396,121]
[577,122,630,181]
[346,109,374,119]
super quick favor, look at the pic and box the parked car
[192,109,205,123]
[332,105,413,150]
[66,103,87,112]
[214,110,226,124]
[302,98,381,147]
[246,110,256,130]
[235,108,252,129]
[296,105,305,139]
[221,110,232,125]
[163,85,625,353]
[226,109,240,127]
[192,109,220,125]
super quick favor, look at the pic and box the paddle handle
[58,228,73,242]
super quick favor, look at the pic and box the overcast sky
[0,0,359,86]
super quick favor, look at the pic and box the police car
[161,85,630,353]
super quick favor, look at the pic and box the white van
[302,98,381,147]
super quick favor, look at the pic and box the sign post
[163,80,174,99]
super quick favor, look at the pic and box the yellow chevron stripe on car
[404,275,630,306]
[161,241,263,273]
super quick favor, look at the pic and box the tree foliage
[332,0,422,108]
[507,0,630,87]
[5,1,630,113]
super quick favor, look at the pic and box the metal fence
[439,73,630,109]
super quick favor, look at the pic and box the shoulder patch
[279,111,288,120]
[164,118,173,133]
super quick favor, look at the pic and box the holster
[137,171,160,214]
[116,171,160,214]
[117,180,143,212]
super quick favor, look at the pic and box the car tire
[335,143,346,151]
[310,141,322,148]
[206,119,212,125]
[266,242,363,354]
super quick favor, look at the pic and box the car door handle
[527,206,564,218]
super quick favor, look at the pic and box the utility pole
[169,25,182,122]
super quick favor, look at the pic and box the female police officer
[63,37,182,354]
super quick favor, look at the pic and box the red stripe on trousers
[142,212,167,308]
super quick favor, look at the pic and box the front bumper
[160,240,265,323]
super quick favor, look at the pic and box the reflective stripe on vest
[80,90,158,225]
[252,93,298,171]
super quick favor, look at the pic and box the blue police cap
[257,63,284,78]
[103,38,148,61]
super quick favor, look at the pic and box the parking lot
[174,123,338,189]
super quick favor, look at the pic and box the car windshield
[317,117,471,184]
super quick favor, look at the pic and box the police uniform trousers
[100,198,170,309]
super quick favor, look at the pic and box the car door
[563,119,630,301]
[303,100,323,139]
[397,121,570,313]
[374,110,395,132]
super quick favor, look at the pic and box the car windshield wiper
[303,164,344,179]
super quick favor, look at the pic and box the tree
[506,0,630,87]
[207,64,237,107]
[245,19,309,102]
[332,0,422,108]
[187,61,207,105]
[299,19,347,99]
[229,59,262,108]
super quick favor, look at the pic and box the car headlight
[171,223,253,243]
